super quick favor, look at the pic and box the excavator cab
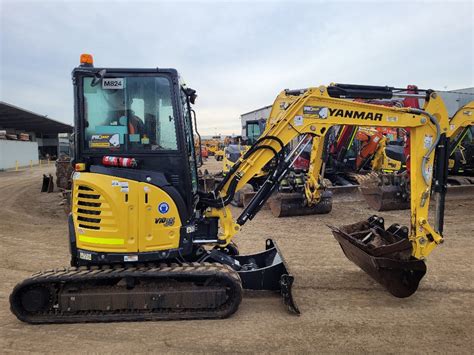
[70,57,297,306]
[73,64,199,214]
[68,60,208,262]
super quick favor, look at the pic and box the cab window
[83,76,178,151]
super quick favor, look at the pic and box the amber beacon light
[80,53,94,66]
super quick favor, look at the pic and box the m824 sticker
[102,78,124,89]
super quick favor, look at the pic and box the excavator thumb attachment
[268,190,333,217]
[234,239,300,314]
[357,173,410,211]
[329,216,426,298]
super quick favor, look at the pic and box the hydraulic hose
[408,108,441,185]
[208,136,285,207]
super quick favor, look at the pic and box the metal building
[438,88,474,117]
[0,101,73,170]
[240,105,272,142]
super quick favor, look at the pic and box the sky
[0,0,473,135]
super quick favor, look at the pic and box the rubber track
[10,262,243,324]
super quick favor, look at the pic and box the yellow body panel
[222,144,267,178]
[72,173,181,253]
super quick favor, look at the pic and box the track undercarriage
[10,240,299,324]
[10,263,242,324]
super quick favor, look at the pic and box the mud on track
[1,163,473,354]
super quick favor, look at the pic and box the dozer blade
[234,239,300,314]
[329,215,426,298]
[268,190,332,217]
[358,185,409,211]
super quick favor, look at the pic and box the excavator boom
[206,84,468,296]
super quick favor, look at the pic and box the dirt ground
[1,161,473,354]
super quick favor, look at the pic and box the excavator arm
[205,84,450,261]
[447,101,474,139]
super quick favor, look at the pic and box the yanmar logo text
[328,108,383,121]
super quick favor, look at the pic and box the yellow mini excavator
[10,56,474,323]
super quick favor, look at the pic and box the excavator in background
[449,125,474,175]
[9,55,474,324]
[354,128,404,172]
[278,87,423,214]
[214,147,224,161]
[202,136,223,156]
[223,117,333,214]
[268,123,406,216]
[357,105,474,211]
[254,88,419,217]
[352,126,411,211]
[215,136,243,162]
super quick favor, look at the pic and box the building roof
[0,101,73,134]
[240,105,272,117]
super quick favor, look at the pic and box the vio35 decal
[155,217,175,226]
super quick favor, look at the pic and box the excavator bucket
[329,215,426,298]
[357,173,410,211]
[268,190,332,217]
[234,239,299,314]
[41,174,54,193]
